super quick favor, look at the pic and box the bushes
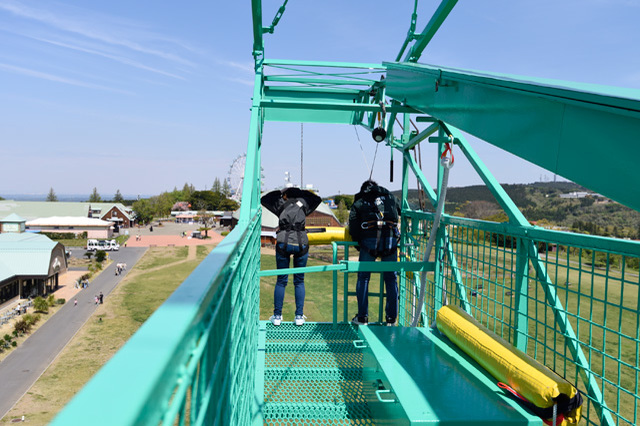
[41,232,83,240]
[95,250,107,263]
[14,318,31,335]
[33,296,49,313]
[47,294,56,307]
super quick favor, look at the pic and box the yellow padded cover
[306,227,351,245]
[436,305,581,425]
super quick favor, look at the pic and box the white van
[86,239,100,251]
[86,239,120,251]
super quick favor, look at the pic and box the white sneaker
[294,315,307,326]
[269,315,282,326]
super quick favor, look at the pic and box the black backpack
[358,193,400,257]
[278,198,309,254]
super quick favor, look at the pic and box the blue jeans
[355,237,398,320]
[274,243,308,316]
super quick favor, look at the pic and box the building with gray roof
[0,233,67,306]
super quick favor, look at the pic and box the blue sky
[0,0,638,199]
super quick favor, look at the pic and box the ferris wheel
[227,154,246,202]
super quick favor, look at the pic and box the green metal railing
[52,212,263,426]
[398,210,640,426]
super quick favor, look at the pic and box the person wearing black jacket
[261,187,322,326]
[348,180,401,326]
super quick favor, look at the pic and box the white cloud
[0,0,196,67]
[29,35,186,80]
[0,62,133,94]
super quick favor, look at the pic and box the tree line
[132,180,239,225]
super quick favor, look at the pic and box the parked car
[86,239,120,251]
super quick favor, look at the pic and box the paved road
[0,247,146,420]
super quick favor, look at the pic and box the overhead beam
[264,76,378,86]
[386,61,640,212]
[260,99,419,114]
[264,59,384,70]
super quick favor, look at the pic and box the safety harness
[359,194,399,257]
[277,198,309,256]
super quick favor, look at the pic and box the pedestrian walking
[74,299,77,307]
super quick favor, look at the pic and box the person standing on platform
[349,180,401,326]
[261,187,321,327]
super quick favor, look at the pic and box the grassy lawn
[0,245,213,425]
[134,246,189,271]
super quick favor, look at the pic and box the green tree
[218,198,239,211]
[190,190,222,211]
[198,209,213,238]
[221,180,231,198]
[212,177,222,194]
[114,189,124,203]
[95,250,107,263]
[335,200,348,224]
[46,187,58,202]
[182,182,195,199]
[150,192,174,218]
[133,199,154,225]
[89,187,102,202]
[333,195,354,210]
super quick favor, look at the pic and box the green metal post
[404,0,459,62]
[399,119,411,326]
[240,67,265,225]
[433,130,446,313]
[514,238,529,352]
[332,242,338,328]
[343,244,350,323]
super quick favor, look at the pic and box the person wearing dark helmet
[348,180,401,326]
[261,187,322,326]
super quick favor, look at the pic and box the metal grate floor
[262,322,375,425]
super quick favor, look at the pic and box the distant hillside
[388,182,640,239]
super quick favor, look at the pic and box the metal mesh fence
[400,211,640,426]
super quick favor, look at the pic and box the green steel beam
[258,261,435,277]
[385,61,640,212]
[264,59,384,69]
[240,68,265,225]
[403,150,437,206]
[262,0,288,34]
[264,76,378,86]
[251,0,264,59]
[441,213,640,256]
[513,239,529,352]
[445,125,530,227]
[395,0,419,62]
[402,121,439,150]
[443,230,471,313]
[260,99,419,113]
[527,240,615,426]
[404,0,459,62]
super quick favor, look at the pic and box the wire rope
[353,126,370,172]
